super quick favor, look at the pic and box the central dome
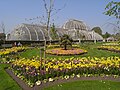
[62,19,87,30]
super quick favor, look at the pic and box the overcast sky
[0,0,119,34]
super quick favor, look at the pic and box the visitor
[13,42,17,47]
[17,42,22,47]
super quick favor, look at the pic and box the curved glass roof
[8,24,49,41]
[88,31,103,40]
[7,19,103,41]
[62,19,87,30]
[62,19,103,40]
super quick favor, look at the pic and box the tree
[60,34,73,50]
[104,1,120,37]
[42,0,65,59]
[50,23,59,40]
[0,33,5,40]
[104,1,120,19]
[0,22,6,39]
[102,32,111,39]
[92,27,102,35]
[0,22,6,48]
[42,0,54,59]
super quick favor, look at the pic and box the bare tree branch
[0,22,5,34]
[25,0,66,27]
[25,16,47,25]
[51,3,66,17]
[43,0,49,13]
[0,22,6,48]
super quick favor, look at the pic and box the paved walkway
[6,69,120,90]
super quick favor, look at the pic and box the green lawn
[1,42,120,90]
[0,64,22,90]
[18,48,40,58]
[43,80,120,90]
[19,43,120,59]
[79,43,120,58]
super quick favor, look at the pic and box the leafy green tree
[50,23,59,40]
[102,32,111,39]
[92,27,102,35]
[60,34,73,50]
[104,1,120,37]
[104,1,120,19]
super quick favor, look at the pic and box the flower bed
[0,47,28,63]
[11,56,120,87]
[0,47,28,57]
[102,42,119,46]
[47,44,80,49]
[46,48,87,55]
[98,46,120,53]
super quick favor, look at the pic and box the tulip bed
[0,47,28,57]
[46,48,87,55]
[98,46,120,53]
[0,47,28,63]
[11,56,120,87]
[102,42,119,46]
[47,44,80,49]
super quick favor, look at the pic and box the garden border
[5,69,120,90]
[98,48,120,53]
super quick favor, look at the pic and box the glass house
[7,19,103,41]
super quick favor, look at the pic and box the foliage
[0,47,28,63]
[92,27,102,35]
[19,43,120,59]
[0,47,28,57]
[60,34,73,50]
[47,44,80,49]
[0,33,6,40]
[2,42,120,88]
[47,44,60,49]
[50,23,59,40]
[46,48,87,55]
[98,45,120,53]
[102,42,119,46]
[104,1,120,19]
[102,32,111,39]
[11,56,120,87]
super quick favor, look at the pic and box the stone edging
[5,69,120,90]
